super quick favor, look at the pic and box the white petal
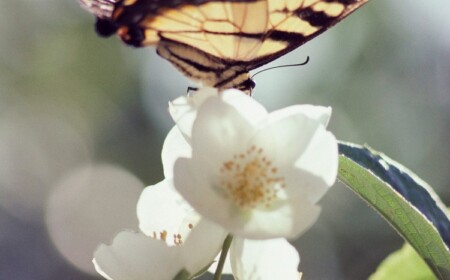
[93,231,182,280]
[137,180,200,245]
[230,238,300,280]
[286,192,322,239]
[278,169,325,238]
[181,219,228,274]
[190,96,255,168]
[270,105,331,126]
[168,87,218,139]
[252,109,325,169]
[161,126,192,178]
[224,197,320,240]
[295,130,338,203]
[220,89,268,125]
[174,158,233,223]
[231,204,296,239]
[137,181,226,276]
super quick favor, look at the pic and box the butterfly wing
[80,0,273,89]
[80,0,369,90]
[249,0,370,70]
[79,0,268,57]
[149,1,270,61]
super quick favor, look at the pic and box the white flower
[93,179,227,280]
[92,87,336,279]
[170,88,338,239]
[137,177,301,280]
[93,231,182,280]
[93,127,301,280]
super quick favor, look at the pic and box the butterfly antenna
[251,56,310,79]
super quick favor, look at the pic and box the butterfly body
[80,0,369,92]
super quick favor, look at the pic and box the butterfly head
[95,18,118,37]
[233,78,256,95]
[213,70,256,95]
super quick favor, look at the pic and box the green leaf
[338,142,450,279]
[369,243,435,280]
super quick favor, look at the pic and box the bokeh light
[46,164,143,275]
[0,98,91,222]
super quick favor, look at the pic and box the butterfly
[79,0,369,93]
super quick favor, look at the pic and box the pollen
[219,145,285,209]
[149,221,195,246]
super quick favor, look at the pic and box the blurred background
[0,0,449,279]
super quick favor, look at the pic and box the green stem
[213,234,233,280]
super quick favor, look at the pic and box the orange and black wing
[80,0,369,90]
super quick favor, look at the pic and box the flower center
[150,223,194,246]
[219,145,286,209]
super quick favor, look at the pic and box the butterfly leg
[187,86,198,96]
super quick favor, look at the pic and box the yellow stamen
[219,145,285,209]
